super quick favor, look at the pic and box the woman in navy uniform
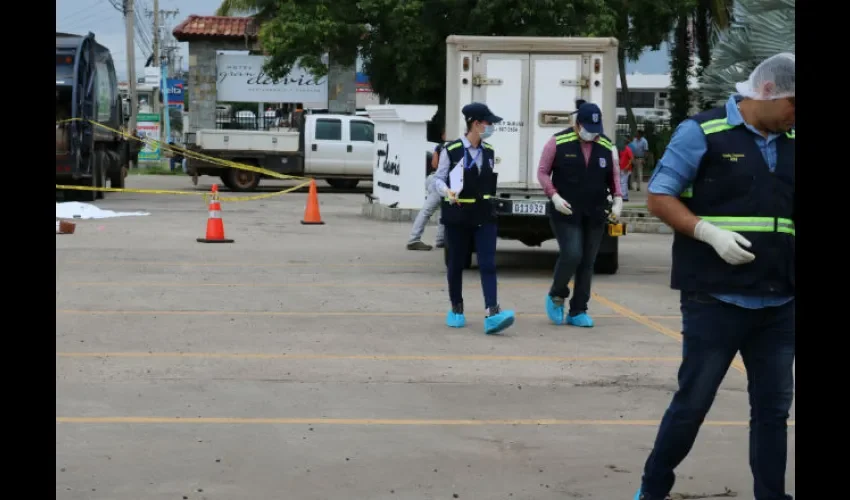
[432,103,515,335]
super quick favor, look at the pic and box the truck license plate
[511,201,547,215]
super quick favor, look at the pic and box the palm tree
[699,0,795,105]
[668,0,735,125]
[215,0,275,18]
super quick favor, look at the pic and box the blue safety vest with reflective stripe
[671,107,795,295]
[439,138,498,226]
[550,128,615,222]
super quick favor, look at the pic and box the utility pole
[124,0,138,168]
[152,0,160,116]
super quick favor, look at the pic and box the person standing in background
[619,142,634,201]
[407,130,447,250]
[629,130,649,191]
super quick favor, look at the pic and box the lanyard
[464,147,482,170]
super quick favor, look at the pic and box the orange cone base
[300,220,325,225]
[197,237,235,243]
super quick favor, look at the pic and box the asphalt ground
[56,175,795,500]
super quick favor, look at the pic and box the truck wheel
[220,175,235,190]
[227,168,261,192]
[326,179,359,190]
[109,159,126,189]
[84,153,101,201]
[594,252,619,275]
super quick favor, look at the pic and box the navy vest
[439,138,498,226]
[671,107,795,295]
[550,128,615,222]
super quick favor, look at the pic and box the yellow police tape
[55,180,313,203]
[56,117,314,202]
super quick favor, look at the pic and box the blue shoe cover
[545,296,565,325]
[446,311,466,328]
[484,310,515,335]
[633,489,641,500]
[566,312,594,327]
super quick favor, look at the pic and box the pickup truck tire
[594,251,618,275]
[326,179,359,190]
[226,167,261,192]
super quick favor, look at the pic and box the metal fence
[215,109,287,130]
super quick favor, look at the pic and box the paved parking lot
[56,176,795,500]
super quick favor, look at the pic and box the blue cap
[575,102,603,134]
[462,102,503,124]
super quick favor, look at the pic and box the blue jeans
[641,292,795,500]
[445,223,497,309]
[548,214,606,315]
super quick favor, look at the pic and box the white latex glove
[445,189,460,205]
[551,193,573,215]
[693,220,755,265]
[611,196,623,219]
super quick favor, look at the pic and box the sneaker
[407,240,433,251]
[435,241,445,248]
[446,303,465,328]
[545,295,566,325]
[633,489,671,500]
[566,312,594,328]
[484,306,515,335]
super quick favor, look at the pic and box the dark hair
[636,130,643,137]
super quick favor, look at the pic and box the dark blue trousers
[445,223,497,309]
[641,292,795,500]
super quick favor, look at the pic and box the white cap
[734,52,795,100]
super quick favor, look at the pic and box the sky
[56,0,672,82]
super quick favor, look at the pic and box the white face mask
[480,124,495,139]
[577,127,598,142]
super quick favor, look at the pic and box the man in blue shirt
[634,53,795,500]
[629,130,649,190]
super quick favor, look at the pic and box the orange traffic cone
[301,179,325,225]
[197,185,235,243]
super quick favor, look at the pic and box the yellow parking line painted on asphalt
[66,281,649,290]
[56,352,682,363]
[56,309,680,320]
[591,292,746,375]
[56,416,794,426]
[59,260,438,269]
[58,259,672,276]
[55,309,615,319]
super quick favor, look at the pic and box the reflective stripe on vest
[699,216,795,236]
[444,194,493,203]
[680,121,794,199]
[446,141,493,151]
[554,133,614,151]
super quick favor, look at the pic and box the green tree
[606,0,684,137]
[247,0,620,132]
[699,0,794,105]
[668,15,694,127]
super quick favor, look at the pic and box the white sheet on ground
[56,202,150,219]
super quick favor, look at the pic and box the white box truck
[444,36,622,273]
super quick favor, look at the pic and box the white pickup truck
[185,114,376,191]
[444,35,622,273]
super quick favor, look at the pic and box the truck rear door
[470,52,590,189]
[527,54,584,188]
[470,54,529,188]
